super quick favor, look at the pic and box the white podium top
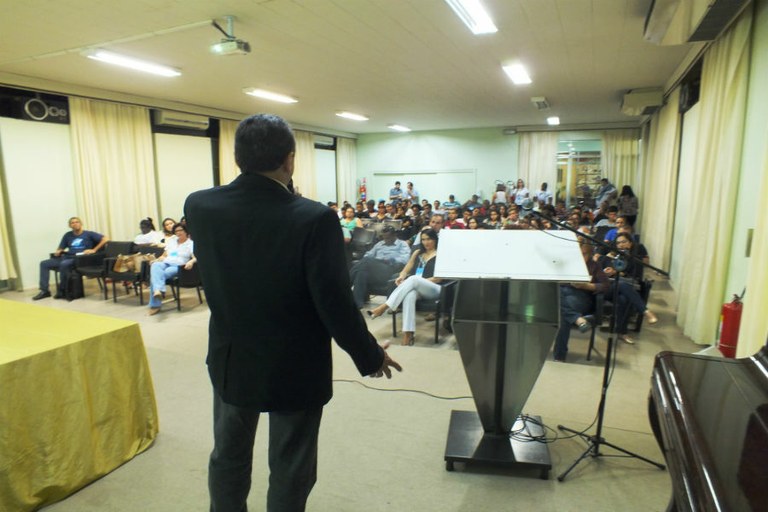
[433,229,590,281]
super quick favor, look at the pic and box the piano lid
[652,347,768,511]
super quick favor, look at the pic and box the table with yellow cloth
[0,299,159,511]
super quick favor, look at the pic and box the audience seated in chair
[367,229,442,346]
[33,216,108,300]
[598,232,658,344]
[553,231,610,362]
[340,205,363,233]
[349,225,411,308]
[148,223,196,315]
[160,217,177,245]
[134,217,164,246]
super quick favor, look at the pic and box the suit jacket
[185,173,383,410]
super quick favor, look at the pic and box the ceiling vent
[621,89,664,116]
[153,110,210,130]
[530,96,550,110]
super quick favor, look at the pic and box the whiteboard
[434,230,590,281]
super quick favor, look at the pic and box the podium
[434,230,589,478]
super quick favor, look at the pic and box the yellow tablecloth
[0,300,159,511]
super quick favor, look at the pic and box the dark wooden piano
[649,347,768,511]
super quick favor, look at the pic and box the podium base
[444,410,551,479]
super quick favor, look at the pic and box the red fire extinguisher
[718,290,745,358]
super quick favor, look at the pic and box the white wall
[724,0,768,301]
[154,133,214,221]
[0,118,77,290]
[356,128,518,205]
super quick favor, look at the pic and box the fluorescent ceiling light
[547,116,561,126]
[243,88,298,104]
[388,124,411,132]
[502,63,532,85]
[445,0,498,35]
[83,49,181,77]
[336,111,369,121]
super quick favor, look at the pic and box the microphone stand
[525,208,667,481]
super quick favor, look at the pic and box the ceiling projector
[210,39,251,56]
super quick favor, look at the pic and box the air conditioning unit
[621,89,664,116]
[644,0,750,44]
[153,110,210,130]
[314,134,335,148]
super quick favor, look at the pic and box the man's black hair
[235,114,296,174]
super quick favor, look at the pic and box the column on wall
[336,137,357,204]
[292,129,317,199]
[219,119,240,185]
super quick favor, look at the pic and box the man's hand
[369,341,402,379]
[183,260,195,270]
[82,249,95,255]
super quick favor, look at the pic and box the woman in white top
[513,179,529,208]
[161,217,177,244]
[134,218,164,246]
[492,183,507,204]
[148,223,195,315]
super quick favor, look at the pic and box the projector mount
[210,16,251,55]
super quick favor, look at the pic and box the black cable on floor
[333,378,473,400]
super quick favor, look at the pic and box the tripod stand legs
[556,424,665,482]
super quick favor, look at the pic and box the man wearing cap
[350,225,411,308]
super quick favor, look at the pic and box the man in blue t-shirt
[33,217,108,300]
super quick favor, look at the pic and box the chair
[596,278,654,338]
[74,241,135,299]
[105,245,165,304]
[383,219,402,231]
[167,264,204,311]
[593,225,612,243]
[390,280,457,344]
[350,228,376,261]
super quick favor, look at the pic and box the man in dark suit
[185,114,401,512]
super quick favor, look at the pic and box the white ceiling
[0,0,694,134]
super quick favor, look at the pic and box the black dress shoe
[32,290,51,300]
[54,291,65,299]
